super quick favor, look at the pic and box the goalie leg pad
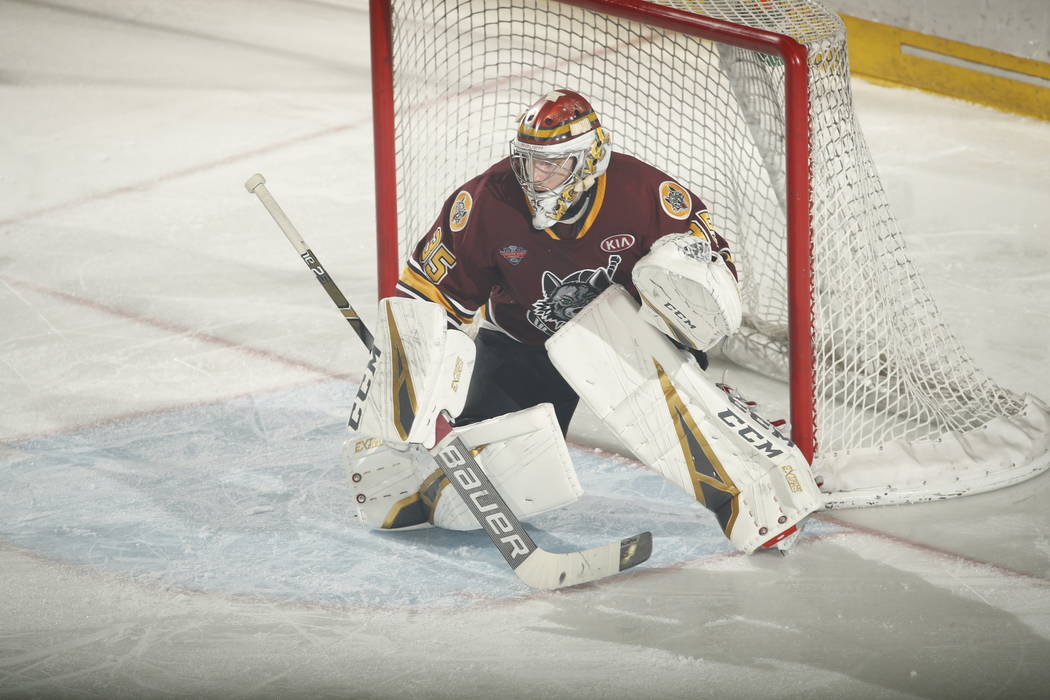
[346,403,583,531]
[348,297,476,448]
[546,285,823,553]
[344,435,436,530]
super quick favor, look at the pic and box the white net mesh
[381,0,1048,505]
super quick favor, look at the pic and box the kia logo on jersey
[600,234,635,253]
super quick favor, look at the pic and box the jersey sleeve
[394,183,500,326]
[648,178,738,281]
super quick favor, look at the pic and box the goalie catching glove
[632,232,742,352]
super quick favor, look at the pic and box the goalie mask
[510,89,612,230]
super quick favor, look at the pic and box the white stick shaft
[245,173,374,348]
[245,173,309,256]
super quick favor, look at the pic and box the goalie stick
[244,173,652,590]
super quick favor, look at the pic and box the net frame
[370,0,817,459]
[367,0,1050,506]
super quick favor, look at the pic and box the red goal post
[367,0,1050,507]
[370,0,816,458]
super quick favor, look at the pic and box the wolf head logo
[526,255,621,334]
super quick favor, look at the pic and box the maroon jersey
[396,152,735,346]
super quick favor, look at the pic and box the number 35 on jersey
[420,227,457,283]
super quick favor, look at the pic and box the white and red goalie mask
[510,89,612,230]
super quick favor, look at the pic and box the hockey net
[370,0,1050,507]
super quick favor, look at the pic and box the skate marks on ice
[0,380,839,608]
[0,543,420,699]
[4,382,1050,698]
[538,539,1050,699]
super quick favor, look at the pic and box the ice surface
[1,1,1049,698]
[7,379,834,608]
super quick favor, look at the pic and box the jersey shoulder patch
[658,180,692,220]
[448,190,473,232]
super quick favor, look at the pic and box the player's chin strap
[244,173,652,590]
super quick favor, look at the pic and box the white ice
[2,1,1049,698]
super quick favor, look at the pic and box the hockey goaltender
[343,89,823,572]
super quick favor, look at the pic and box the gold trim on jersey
[576,173,607,238]
[397,265,475,325]
[541,174,607,241]
[690,210,713,240]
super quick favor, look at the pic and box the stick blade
[514,531,653,590]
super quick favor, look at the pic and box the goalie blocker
[547,285,824,553]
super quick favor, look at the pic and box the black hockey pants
[455,328,579,436]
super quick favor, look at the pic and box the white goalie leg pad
[632,233,742,351]
[345,403,583,531]
[348,297,475,448]
[547,285,823,553]
[344,434,436,530]
[431,403,583,530]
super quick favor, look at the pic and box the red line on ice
[0,274,359,444]
[0,121,363,228]
[2,275,351,381]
